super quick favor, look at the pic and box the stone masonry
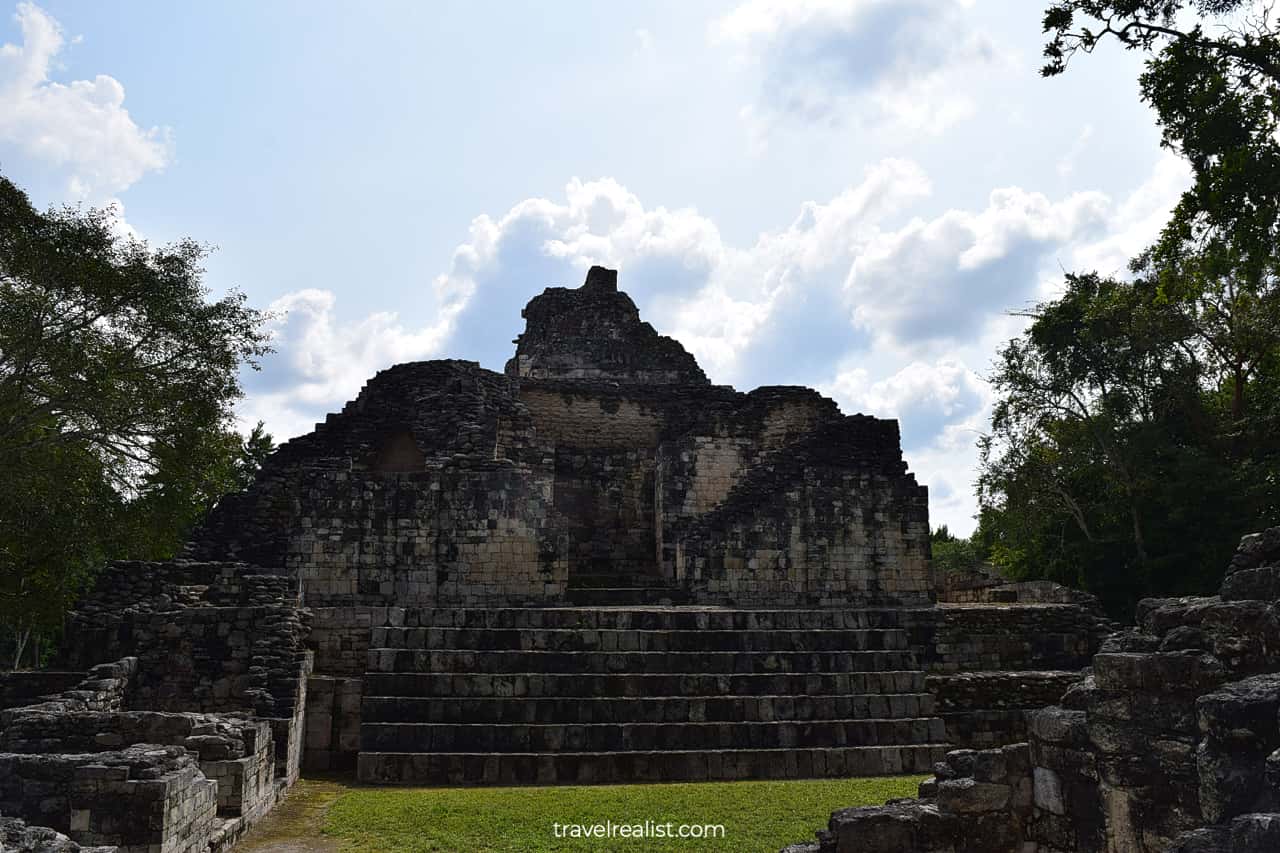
[1,267,1116,848]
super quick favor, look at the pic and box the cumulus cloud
[0,2,171,198]
[846,187,1111,346]
[237,289,453,439]
[1066,150,1192,280]
[824,359,990,448]
[713,0,1000,134]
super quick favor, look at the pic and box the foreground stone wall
[0,816,115,853]
[59,561,309,724]
[0,561,315,852]
[0,657,275,852]
[901,603,1113,750]
[787,525,1280,853]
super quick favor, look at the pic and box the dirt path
[236,777,351,853]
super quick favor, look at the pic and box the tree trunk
[12,627,29,671]
[1232,363,1246,422]
[1130,503,1149,566]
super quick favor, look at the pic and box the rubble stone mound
[788,524,1280,853]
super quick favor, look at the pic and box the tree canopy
[971,2,1280,616]
[0,174,273,666]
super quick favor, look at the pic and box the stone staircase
[564,572,691,606]
[356,607,950,785]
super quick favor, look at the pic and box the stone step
[357,744,951,785]
[565,587,692,606]
[368,626,909,653]
[360,693,938,724]
[567,574,672,589]
[392,607,922,631]
[361,670,929,698]
[360,717,948,753]
[366,648,918,675]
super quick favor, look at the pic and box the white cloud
[846,186,1111,347]
[1057,124,1095,179]
[823,358,992,528]
[1065,150,1192,279]
[238,289,452,439]
[713,0,1001,135]
[0,2,171,198]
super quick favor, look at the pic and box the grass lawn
[323,775,925,852]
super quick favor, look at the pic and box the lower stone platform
[356,606,951,785]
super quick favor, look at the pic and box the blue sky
[0,1,1192,533]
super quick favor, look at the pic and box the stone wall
[668,417,932,607]
[0,816,115,853]
[941,563,1103,606]
[0,746,215,853]
[0,653,280,853]
[920,605,1114,674]
[285,464,567,608]
[59,562,309,725]
[0,560,316,852]
[518,386,665,449]
[302,675,361,772]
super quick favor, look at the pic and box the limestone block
[937,778,1011,814]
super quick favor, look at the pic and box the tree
[0,430,121,669]
[0,175,271,489]
[1043,1,1280,423]
[996,2,1280,614]
[930,526,987,575]
[978,273,1266,616]
[0,174,271,665]
[124,421,275,560]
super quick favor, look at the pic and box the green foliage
[319,776,926,853]
[0,175,271,487]
[930,526,987,574]
[1000,1,1280,616]
[0,430,121,668]
[0,173,272,665]
[1042,2,1280,422]
[124,422,275,560]
[978,273,1275,617]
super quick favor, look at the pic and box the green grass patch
[324,775,925,852]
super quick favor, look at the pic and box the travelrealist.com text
[551,821,727,840]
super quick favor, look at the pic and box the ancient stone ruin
[785,525,1280,853]
[1,267,1116,851]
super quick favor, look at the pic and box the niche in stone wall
[371,428,426,473]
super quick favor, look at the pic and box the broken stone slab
[936,778,1012,814]
[1222,568,1280,603]
[826,800,958,853]
[0,817,115,853]
[1029,707,1088,745]
[1168,812,1280,853]
[1197,673,1280,749]
[1092,652,1226,694]
[1228,527,1280,574]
